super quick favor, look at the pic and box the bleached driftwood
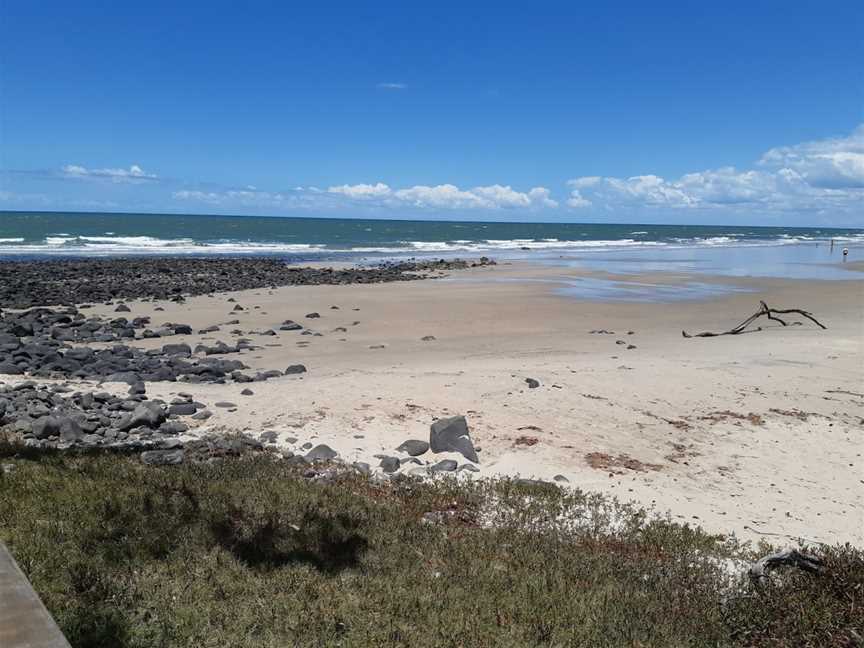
[683,301,827,338]
[748,547,824,582]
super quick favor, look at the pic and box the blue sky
[1,1,862,226]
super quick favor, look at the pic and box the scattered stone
[169,403,197,416]
[553,474,569,483]
[429,415,479,463]
[430,459,458,473]
[525,378,540,389]
[214,402,237,408]
[284,364,307,375]
[305,312,320,319]
[396,439,429,456]
[118,401,167,431]
[352,461,371,475]
[240,388,254,396]
[379,456,401,473]
[305,444,338,461]
[422,335,436,341]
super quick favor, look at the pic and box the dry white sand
[65,262,864,546]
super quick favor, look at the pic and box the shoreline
[1,259,862,546]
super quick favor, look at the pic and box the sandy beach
[42,260,859,547]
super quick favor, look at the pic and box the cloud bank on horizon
[2,125,862,226]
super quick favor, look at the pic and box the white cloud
[377,82,407,89]
[173,189,289,207]
[567,125,864,215]
[327,182,393,199]
[62,164,157,183]
[759,125,864,189]
[326,182,558,210]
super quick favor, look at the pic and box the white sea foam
[0,231,860,257]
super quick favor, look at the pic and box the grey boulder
[117,401,167,431]
[396,439,429,456]
[379,456,401,473]
[430,459,458,473]
[429,415,478,463]
[305,444,337,461]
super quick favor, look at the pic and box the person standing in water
[842,247,849,261]
[830,238,834,252]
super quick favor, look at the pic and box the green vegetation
[0,444,861,648]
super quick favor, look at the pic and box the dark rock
[260,430,278,443]
[191,409,212,420]
[240,388,254,395]
[169,403,197,416]
[525,378,540,389]
[305,444,337,461]
[422,335,436,341]
[114,304,131,312]
[159,421,189,435]
[58,417,84,442]
[352,461,371,475]
[162,343,192,356]
[117,401,167,431]
[458,463,480,473]
[0,361,23,375]
[32,416,60,439]
[106,371,142,385]
[305,312,320,319]
[429,415,478,463]
[396,439,429,456]
[553,474,569,483]
[284,364,307,375]
[430,459,458,473]
[379,456,400,473]
[214,402,236,408]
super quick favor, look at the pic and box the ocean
[1,210,862,256]
[1,211,862,283]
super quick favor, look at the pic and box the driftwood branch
[683,301,827,338]
[748,548,824,582]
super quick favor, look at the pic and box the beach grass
[1,443,861,648]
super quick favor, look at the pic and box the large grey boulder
[429,415,478,463]
[0,361,23,375]
[117,401,167,431]
[32,416,60,439]
[58,417,84,442]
